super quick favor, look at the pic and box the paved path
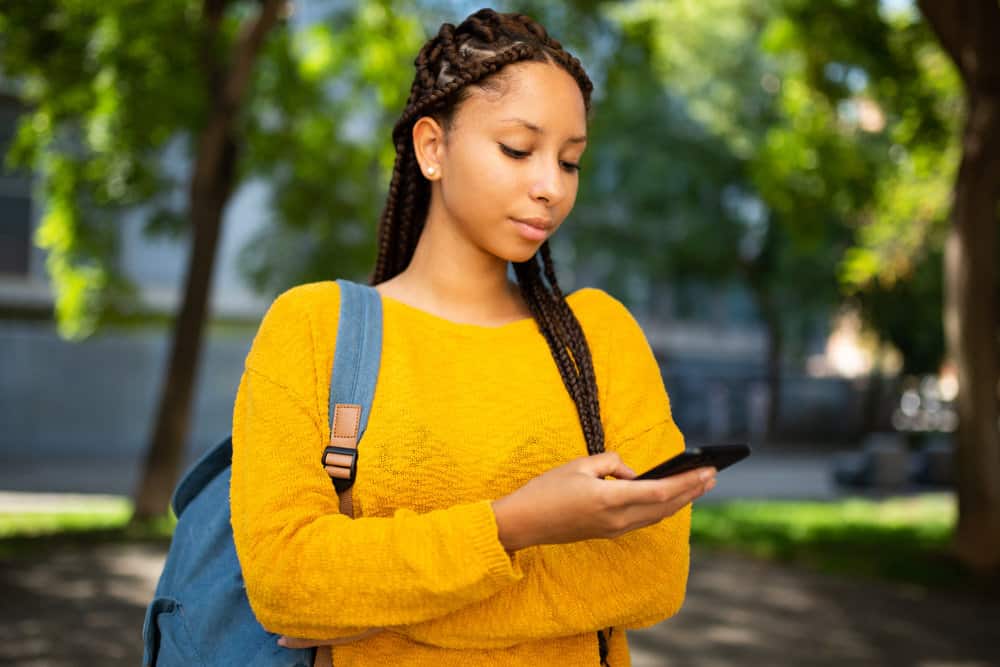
[0,450,924,507]
[1,541,995,667]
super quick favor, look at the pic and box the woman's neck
[374,270,531,328]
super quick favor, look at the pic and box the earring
[427,166,436,177]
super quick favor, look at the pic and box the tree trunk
[130,137,236,519]
[858,343,890,438]
[749,283,782,444]
[764,307,783,442]
[130,0,283,520]
[943,90,1000,572]
[919,0,1000,574]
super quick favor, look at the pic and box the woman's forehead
[456,63,587,137]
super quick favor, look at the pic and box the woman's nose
[529,160,566,205]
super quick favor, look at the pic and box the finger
[620,463,638,479]
[279,627,388,649]
[618,482,701,529]
[670,466,716,491]
[585,452,636,480]
[621,466,715,504]
[278,636,324,649]
[617,470,718,530]
[636,479,706,524]
[684,469,719,502]
[605,461,637,480]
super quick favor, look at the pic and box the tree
[135,0,285,521]
[0,0,287,519]
[595,0,883,441]
[916,0,1000,572]
[0,0,424,519]
[767,0,999,571]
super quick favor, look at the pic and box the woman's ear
[412,116,445,180]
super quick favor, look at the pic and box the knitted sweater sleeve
[229,286,525,639]
[390,291,691,648]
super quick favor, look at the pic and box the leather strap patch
[331,404,361,443]
[325,403,362,518]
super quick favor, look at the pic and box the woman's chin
[502,233,553,264]
[504,244,544,264]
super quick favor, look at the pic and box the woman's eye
[499,143,581,173]
[499,143,530,159]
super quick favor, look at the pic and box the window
[0,194,31,274]
[0,99,32,277]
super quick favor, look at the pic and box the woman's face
[417,61,588,263]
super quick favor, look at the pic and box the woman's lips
[510,217,550,241]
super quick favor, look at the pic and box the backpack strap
[171,436,232,517]
[322,278,383,518]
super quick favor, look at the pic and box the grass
[690,493,979,590]
[0,498,175,558]
[0,492,986,591]
[0,497,134,538]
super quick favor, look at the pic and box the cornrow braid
[368,9,612,665]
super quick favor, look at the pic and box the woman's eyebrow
[498,117,587,144]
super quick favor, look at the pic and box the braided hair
[368,9,614,664]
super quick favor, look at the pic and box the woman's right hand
[491,451,715,552]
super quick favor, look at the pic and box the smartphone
[633,443,751,480]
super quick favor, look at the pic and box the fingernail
[705,478,716,491]
[277,638,287,647]
[699,469,713,481]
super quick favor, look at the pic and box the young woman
[230,8,717,666]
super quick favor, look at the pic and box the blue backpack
[142,279,383,666]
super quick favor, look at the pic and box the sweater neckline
[378,288,585,336]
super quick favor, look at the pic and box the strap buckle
[322,445,358,493]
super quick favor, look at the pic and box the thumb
[586,452,637,480]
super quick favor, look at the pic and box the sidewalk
[0,449,857,504]
[4,450,986,666]
[0,541,996,666]
[0,449,945,514]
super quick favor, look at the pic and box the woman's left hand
[278,627,386,648]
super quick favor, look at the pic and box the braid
[369,9,613,664]
[512,251,604,456]
[540,242,604,453]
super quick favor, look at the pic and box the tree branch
[917,0,968,80]
[191,0,284,198]
[966,0,1000,93]
[200,0,231,97]
[223,0,285,112]
[919,0,1000,92]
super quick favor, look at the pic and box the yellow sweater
[230,280,690,666]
